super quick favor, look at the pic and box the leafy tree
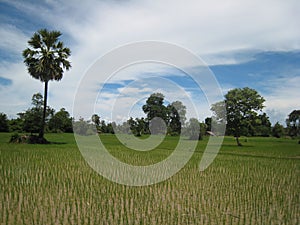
[186,118,201,140]
[108,122,116,134]
[0,113,9,132]
[252,113,271,137]
[92,114,100,132]
[286,110,300,137]
[8,118,23,132]
[20,93,54,134]
[99,120,107,133]
[97,120,115,134]
[49,108,73,133]
[127,117,148,136]
[272,122,285,138]
[199,122,207,138]
[23,29,71,139]
[73,118,95,136]
[142,93,168,134]
[167,101,186,135]
[212,87,265,146]
[116,121,131,134]
[205,117,212,132]
[20,110,41,134]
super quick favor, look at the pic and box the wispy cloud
[1,0,299,124]
[263,75,300,124]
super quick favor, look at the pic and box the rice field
[0,133,299,224]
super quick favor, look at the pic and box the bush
[9,133,23,143]
[9,133,49,144]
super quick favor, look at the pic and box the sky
[0,0,300,125]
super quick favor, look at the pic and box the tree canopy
[286,110,300,137]
[212,87,265,146]
[23,29,71,140]
[142,93,187,135]
[0,113,9,132]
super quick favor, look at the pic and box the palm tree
[23,29,71,139]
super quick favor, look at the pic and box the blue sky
[1,0,300,125]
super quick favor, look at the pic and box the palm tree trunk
[39,81,48,138]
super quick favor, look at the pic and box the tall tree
[92,114,100,132]
[286,110,300,137]
[23,29,71,139]
[186,118,201,140]
[0,113,9,132]
[212,87,265,146]
[204,117,212,132]
[167,101,186,135]
[142,93,168,134]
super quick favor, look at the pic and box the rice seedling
[0,133,299,224]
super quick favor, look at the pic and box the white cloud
[0,25,28,55]
[1,0,299,123]
[263,75,300,125]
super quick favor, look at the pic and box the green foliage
[9,133,49,144]
[91,114,100,131]
[23,29,71,82]
[167,101,186,135]
[212,87,265,145]
[0,113,9,132]
[142,93,168,134]
[73,118,96,136]
[8,118,23,132]
[127,117,148,136]
[186,118,201,140]
[9,133,22,143]
[272,122,285,138]
[286,110,300,137]
[204,117,212,132]
[98,120,115,134]
[48,108,73,133]
[142,93,187,136]
[18,93,54,134]
[22,28,71,139]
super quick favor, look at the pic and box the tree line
[3,29,299,144]
[1,90,299,144]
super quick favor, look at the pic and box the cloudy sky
[1,0,299,125]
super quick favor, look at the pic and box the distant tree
[92,114,100,131]
[48,108,73,133]
[106,122,115,134]
[204,117,212,132]
[199,122,207,138]
[73,118,95,135]
[127,117,148,136]
[272,122,285,138]
[186,118,201,140]
[252,113,271,137]
[20,93,54,134]
[8,118,23,132]
[115,121,131,134]
[0,113,9,132]
[99,120,107,133]
[212,87,265,146]
[23,29,71,139]
[167,101,186,135]
[142,93,168,134]
[286,110,300,137]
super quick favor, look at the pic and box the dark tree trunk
[39,81,48,138]
[235,136,242,146]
